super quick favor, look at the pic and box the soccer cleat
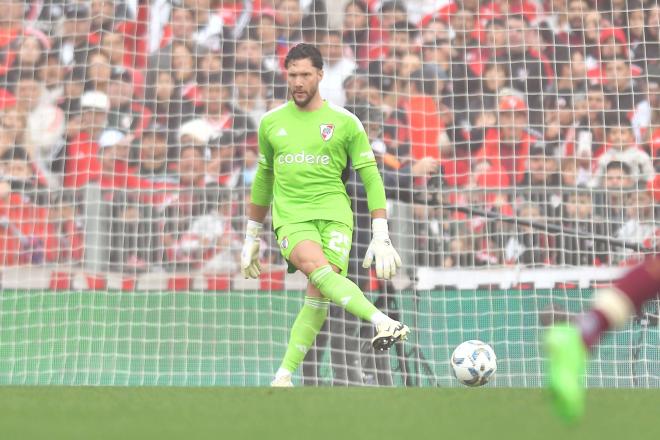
[545,325,587,423]
[270,374,294,387]
[371,321,410,351]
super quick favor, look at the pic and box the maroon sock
[613,258,660,313]
[578,308,610,349]
[579,258,660,348]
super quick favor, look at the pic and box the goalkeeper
[241,43,409,387]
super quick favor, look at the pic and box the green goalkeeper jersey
[256,100,376,230]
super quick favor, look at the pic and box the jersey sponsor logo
[320,124,334,141]
[360,151,375,160]
[277,151,330,166]
[280,237,288,249]
[276,128,287,136]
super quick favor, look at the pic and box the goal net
[0,0,657,387]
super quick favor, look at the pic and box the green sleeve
[257,116,274,171]
[251,165,274,206]
[357,164,387,212]
[251,116,274,206]
[348,115,377,170]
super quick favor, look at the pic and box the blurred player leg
[546,257,660,421]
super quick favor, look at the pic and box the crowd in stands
[0,0,658,274]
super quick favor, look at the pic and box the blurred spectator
[39,52,67,102]
[616,187,658,251]
[177,119,215,188]
[0,146,44,204]
[174,185,240,273]
[47,189,84,263]
[0,0,25,78]
[13,75,66,189]
[163,137,213,268]
[137,122,178,185]
[234,33,287,101]
[602,58,648,135]
[198,72,254,145]
[0,147,59,264]
[143,69,194,147]
[250,10,282,74]
[96,129,159,271]
[493,16,552,125]
[520,140,562,217]
[318,30,356,107]
[556,189,609,266]
[100,29,129,68]
[7,28,51,83]
[378,1,409,33]
[149,3,207,72]
[342,0,375,69]
[106,66,151,136]
[343,73,371,114]
[91,0,126,34]
[170,41,200,105]
[387,20,417,59]
[599,160,635,241]
[595,122,654,185]
[85,50,113,95]
[550,46,588,126]
[208,130,245,189]
[63,91,110,188]
[182,0,227,53]
[53,3,93,67]
[468,63,512,123]
[560,157,591,188]
[275,0,304,44]
[504,202,551,266]
[474,94,537,186]
[630,4,659,75]
[232,62,268,128]
[572,84,611,156]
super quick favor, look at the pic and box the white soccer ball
[450,340,497,387]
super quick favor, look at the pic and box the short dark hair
[606,160,632,175]
[284,43,323,70]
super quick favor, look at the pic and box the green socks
[279,266,391,376]
[279,296,329,373]
[309,265,382,323]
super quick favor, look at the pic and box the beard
[291,84,318,108]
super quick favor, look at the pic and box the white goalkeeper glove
[362,218,402,280]
[241,220,263,279]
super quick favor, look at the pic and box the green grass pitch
[0,388,656,440]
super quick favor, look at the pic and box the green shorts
[275,220,353,276]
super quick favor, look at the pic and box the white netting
[0,0,658,386]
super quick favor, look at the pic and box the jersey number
[328,231,350,257]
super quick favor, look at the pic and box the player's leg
[546,257,660,421]
[290,222,409,350]
[271,223,330,386]
[272,280,330,387]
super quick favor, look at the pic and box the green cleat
[545,325,587,423]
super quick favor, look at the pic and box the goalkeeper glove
[241,220,263,279]
[362,218,402,280]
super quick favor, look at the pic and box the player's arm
[349,118,402,280]
[241,119,275,278]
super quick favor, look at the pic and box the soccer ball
[450,340,497,387]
